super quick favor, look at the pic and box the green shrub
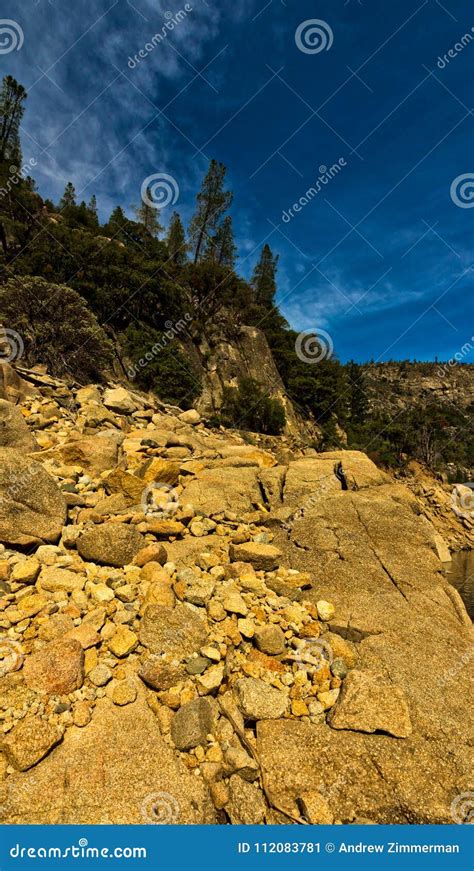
[219,377,286,435]
[0,275,113,381]
[122,323,201,409]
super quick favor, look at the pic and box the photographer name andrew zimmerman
[237,841,460,855]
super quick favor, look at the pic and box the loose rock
[170,698,214,750]
[235,677,287,720]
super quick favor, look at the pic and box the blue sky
[2,0,473,362]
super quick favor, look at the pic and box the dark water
[446,551,474,619]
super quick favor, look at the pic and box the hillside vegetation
[0,75,472,474]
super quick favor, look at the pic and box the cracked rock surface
[0,364,472,824]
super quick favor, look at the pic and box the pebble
[186,656,211,676]
[331,658,348,679]
[108,626,138,658]
[222,588,248,616]
[110,680,137,706]
[316,600,336,622]
[88,664,113,687]
[73,701,92,727]
[254,624,286,655]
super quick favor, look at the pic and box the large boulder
[0,449,66,547]
[23,638,84,695]
[77,523,145,567]
[0,694,215,823]
[103,387,140,415]
[56,431,122,475]
[283,452,389,509]
[266,478,474,823]
[182,466,261,516]
[0,400,37,451]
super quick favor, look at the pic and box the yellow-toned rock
[291,699,309,717]
[108,626,138,658]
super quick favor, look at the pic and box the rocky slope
[0,363,472,825]
[363,362,473,414]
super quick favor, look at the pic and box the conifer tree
[166,211,187,265]
[0,75,27,165]
[59,182,77,209]
[347,361,368,424]
[87,194,98,223]
[134,190,163,238]
[108,206,127,230]
[205,215,236,268]
[189,159,233,262]
[252,244,278,308]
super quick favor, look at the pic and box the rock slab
[328,669,413,738]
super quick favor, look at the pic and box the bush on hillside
[219,377,286,435]
[0,275,113,381]
[122,323,201,409]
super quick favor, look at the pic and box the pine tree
[347,361,368,424]
[105,205,129,242]
[166,212,187,265]
[252,244,278,308]
[189,159,233,262]
[59,182,77,209]
[108,206,127,230]
[0,75,27,165]
[205,215,237,268]
[134,190,163,238]
[87,194,98,223]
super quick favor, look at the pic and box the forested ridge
[0,75,472,474]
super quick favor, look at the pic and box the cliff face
[196,324,299,429]
[0,366,472,825]
[362,362,473,413]
[184,318,320,444]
